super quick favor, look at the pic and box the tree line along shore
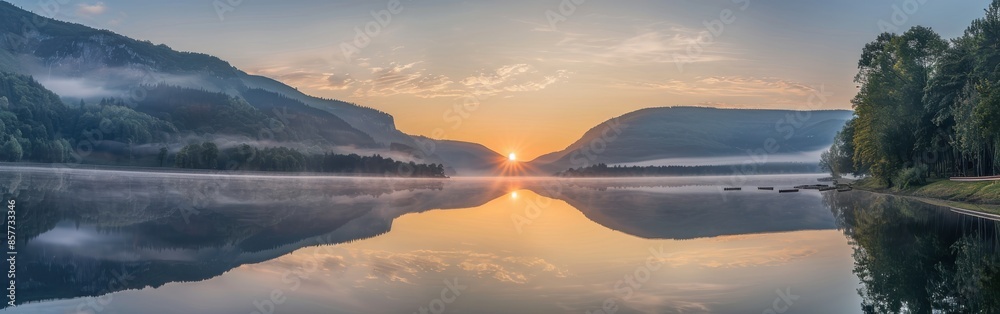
[821,1,1000,208]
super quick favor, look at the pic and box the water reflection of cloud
[367,252,448,283]
[624,293,715,314]
[704,234,768,242]
[33,225,104,246]
[559,282,743,314]
[458,255,569,284]
[658,246,818,269]
[252,247,569,286]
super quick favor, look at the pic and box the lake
[2,167,998,313]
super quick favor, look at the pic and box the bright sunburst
[508,153,517,161]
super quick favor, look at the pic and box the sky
[5,0,992,159]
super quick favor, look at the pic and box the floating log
[758,187,774,190]
[779,189,800,193]
[724,187,742,191]
[819,187,837,192]
[837,188,852,192]
[795,184,829,190]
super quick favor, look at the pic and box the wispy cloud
[351,62,460,98]
[623,76,817,98]
[257,61,566,100]
[75,2,107,18]
[540,22,741,66]
[461,64,568,97]
[250,67,357,91]
[325,73,355,91]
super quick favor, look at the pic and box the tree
[821,119,860,178]
[847,27,948,185]
[158,147,168,167]
[201,142,218,169]
[174,149,189,168]
[0,136,22,162]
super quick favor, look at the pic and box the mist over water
[611,149,827,167]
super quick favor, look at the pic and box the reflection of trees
[2,170,449,244]
[826,192,1000,313]
[0,168,497,307]
[946,237,1000,312]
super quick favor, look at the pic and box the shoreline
[0,162,831,179]
[852,178,1000,216]
[0,162,450,179]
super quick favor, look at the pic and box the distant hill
[414,137,507,176]
[529,107,853,173]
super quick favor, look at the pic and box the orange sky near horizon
[304,78,854,161]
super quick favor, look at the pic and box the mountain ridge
[528,106,853,173]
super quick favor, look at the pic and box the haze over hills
[0,1,496,173]
[529,107,853,173]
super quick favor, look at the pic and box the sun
[508,153,517,161]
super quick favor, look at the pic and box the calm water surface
[2,167,998,313]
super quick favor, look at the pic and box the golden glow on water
[346,189,850,265]
[289,189,861,312]
[48,182,861,314]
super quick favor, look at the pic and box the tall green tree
[849,27,947,184]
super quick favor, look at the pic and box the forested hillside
[0,71,73,162]
[0,72,445,177]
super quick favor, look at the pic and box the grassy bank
[853,178,1000,215]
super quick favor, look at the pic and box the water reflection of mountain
[527,181,837,239]
[8,168,508,306]
[825,191,1000,313]
[18,168,1000,311]
[9,170,858,306]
